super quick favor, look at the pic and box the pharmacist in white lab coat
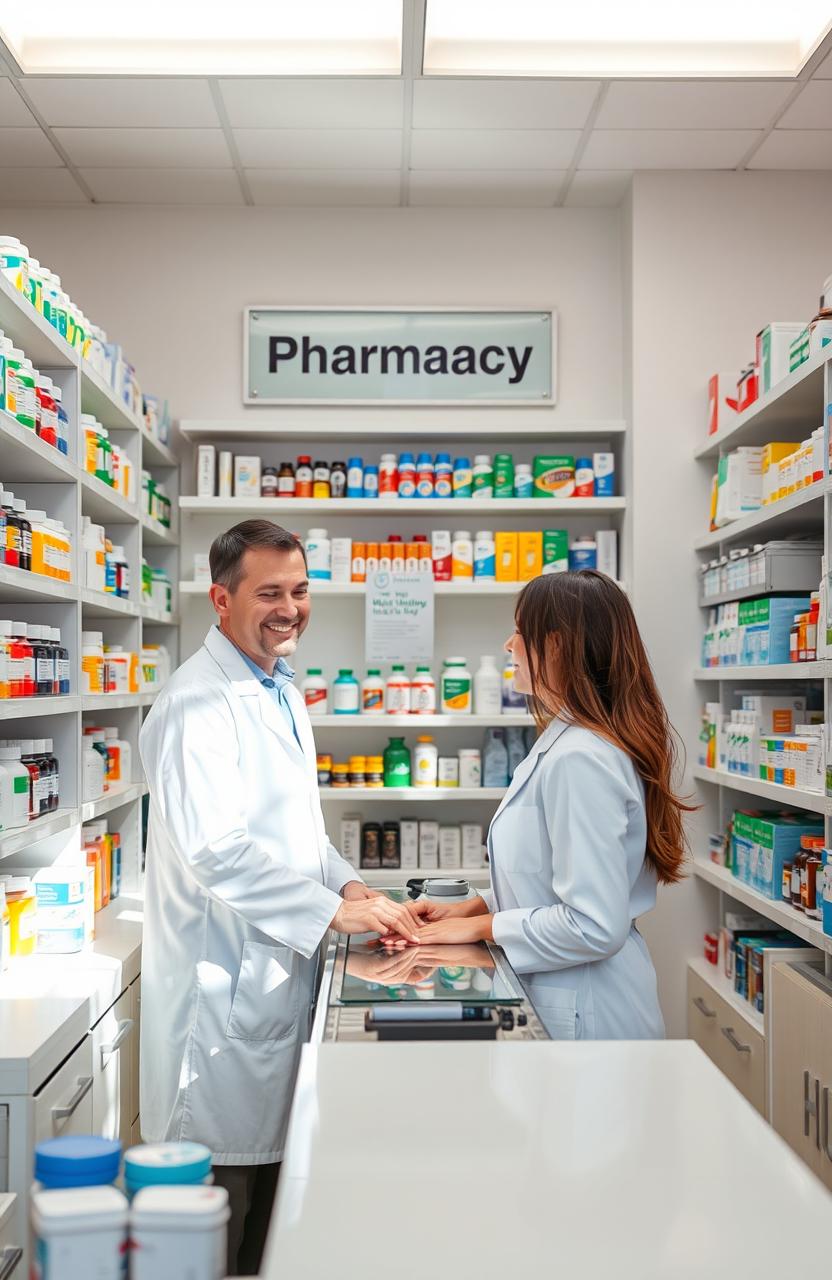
[139,519,419,1276]
[408,571,690,1040]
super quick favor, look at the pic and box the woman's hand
[412,914,494,946]
[405,895,489,924]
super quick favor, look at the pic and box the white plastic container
[411,666,436,714]
[31,866,87,954]
[414,736,439,787]
[361,670,385,715]
[330,537,352,584]
[302,669,328,715]
[82,740,106,803]
[0,746,29,828]
[103,727,132,783]
[385,666,411,715]
[458,748,482,789]
[451,530,473,581]
[473,531,496,581]
[32,1185,128,1280]
[130,1185,229,1280]
[81,631,104,695]
[305,528,331,580]
[441,658,472,715]
[473,656,502,716]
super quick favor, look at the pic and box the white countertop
[263,1040,832,1279]
[0,895,143,1094]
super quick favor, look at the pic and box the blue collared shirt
[234,639,302,749]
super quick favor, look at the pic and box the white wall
[628,171,832,1035]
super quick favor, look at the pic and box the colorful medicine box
[495,531,518,582]
[532,455,575,498]
[518,531,543,581]
[542,530,568,574]
[738,595,810,665]
[757,323,804,395]
[752,814,823,899]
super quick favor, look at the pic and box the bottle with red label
[574,457,595,497]
[302,668,328,715]
[295,456,313,499]
[379,454,399,499]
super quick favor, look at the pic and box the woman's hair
[515,571,691,885]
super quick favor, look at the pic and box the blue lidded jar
[124,1142,212,1200]
[363,465,379,499]
[34,1136,122,1189]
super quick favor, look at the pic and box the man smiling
[139,520,418,1274]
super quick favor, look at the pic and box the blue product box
[739,595,810,665]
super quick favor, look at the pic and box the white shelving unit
[178,412,628,881]
[692,858,831,956]
[691,765,828,816]
[0,268,181,887]
[687,955,765,1034]
[694,663,827,681]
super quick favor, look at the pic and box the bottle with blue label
[453,457,473,498]
[333,669,360,714]
[434,453,453,498]
[473,530,496,581]
[513,463,533,498]
[398,452,416,498]
[347,457,364,498]
[416,453,434,497]
[363,465,379,499]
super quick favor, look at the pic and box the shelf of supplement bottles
[691,765,829,815]
[80,472,139,525]
[698,583,824,609]
[180,497,627,517]
[141,605,177,626]
[318,787,506,802]
[687,955,765,1035]
[178,580,624,599]
[310,714,532,729]
[141,430,179,469]
[0,695,81,721]
[693,662,829,680]
[80,363,142,434]
[79,588,139,619]
[0,408,77,484]
[182,417,628,443]
[692,855,832,956]
[0,564,76,605]
[0,807,80,859]
[694,481,828,552]
[360,867,491,888]
[141,513,177,546]
[0,270,75,369]
[693,346,829,461]
[80,780,147,824]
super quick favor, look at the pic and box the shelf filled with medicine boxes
[0,250,181,899]
[688,313,832,1129]
[177,416,630,877]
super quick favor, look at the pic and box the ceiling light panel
[0,1,403,75]
[423,0,832,77]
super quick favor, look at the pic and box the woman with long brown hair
[411,570,690,1039]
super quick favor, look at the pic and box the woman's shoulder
[546,722,642,789]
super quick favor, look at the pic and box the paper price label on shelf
[365,572,434,663]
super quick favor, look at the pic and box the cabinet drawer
[91,989,134,1144]
[769,962,832,1191]
[33,1038,93,1144]
[129,976,141,1127]
[686,965,766,1116]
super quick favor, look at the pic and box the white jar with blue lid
[124,1142,213,1200]
[34,1136,122,1190]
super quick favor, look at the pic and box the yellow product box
[495,531,518,582]
[761,442,797,504]
[518,531,543,582]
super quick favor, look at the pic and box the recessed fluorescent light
[0,0,403,75]
[423,0,832,78]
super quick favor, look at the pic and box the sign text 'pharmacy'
[245,308,555,404]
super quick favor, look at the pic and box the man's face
[210,546,310,672]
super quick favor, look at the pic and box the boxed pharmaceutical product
[400,819,419,871]
[517,531,543,581]
[330,538,352,585]
[752,814,823,899]
[596,529,618,580]
[193,553,211,584]
[234,455,261,498]
[740,693,806,734]
[707,371,738,437]
[593,452,615,496]
[419,820,439,870]
[461,824,485,869]
[714,447,763,526]
[340,815,362,869]
[756,323,804,394]
[495,531,518,582]
[760,443,798,505]
[542,530,568,574]
[789,328,810,372]
[439,826,462,870]
[739,595,810,665]
[196,444,216,497]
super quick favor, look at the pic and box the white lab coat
[139,626,359,1164]
[487,718,665,1040]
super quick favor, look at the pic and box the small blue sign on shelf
[244,307,555,405]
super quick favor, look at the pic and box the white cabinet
[129,975,141,1136]
[769,960,832,1192]
[91,989,134,1144]
[33,1037,94,1146]
[0,1195,22,1280]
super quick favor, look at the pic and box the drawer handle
[692,996,716,1019]
[52,1075,93,1123]
[822,1086,832,1160]
[100,1018,135,1060]
[720,1026,751,1054]
[0,1246,23,1280]
[804,1072,820,1147]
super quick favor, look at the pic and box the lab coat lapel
[202,627,306,765]
[491,718,571,821]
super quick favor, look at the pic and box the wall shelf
[0,808,80,858]
[0,695,81,721]
[318,787,506,801]
[80,473,139,524]
[182,417,627,443]
[0,409,78,483]
[81,781,147,823]
[693,663,827,681]
[81,693,143,712]
[141,514,176,545]
[0,272,75,369]
[692,856,832,955]
[141,605,178,625]
[309,713,532,728]
[180,496,626,517]
[80,589,139,619]
[694,483,826,551]
[691,765,827,815]
[0,566,76,604]
[140,432,178,468]
[80,365,142,433]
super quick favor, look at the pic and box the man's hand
[341,881,381,902]
[331,894,423,942]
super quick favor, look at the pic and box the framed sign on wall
[244,306,556,406]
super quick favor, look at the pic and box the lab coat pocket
[226,941,300,1043]
[531,985,579,1041]
[493,804,545,873]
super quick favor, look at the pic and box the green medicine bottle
[383,737,411,788]
[493,453,515,497]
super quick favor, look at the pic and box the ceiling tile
[410,129,580,170]
[0,167,87,203]
[220,79,404,128]
[0,79,37,126]
[20,77,219,127]
[564,171,633,207]
[80,168,243,203]
[234,128,401,168]
[0,127,62,166]
[747,129,832,168]
[581,129,759,169]
[409,169,566,207]
[596,80,793,130]
[246,169,401,206]
[53,127,231,168]
[412,79,599,129]
[777,81,832,128]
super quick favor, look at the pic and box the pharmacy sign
[244,306,555,405]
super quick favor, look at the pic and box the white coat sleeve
[491,748,635,974]
[324,840,362,895]
[141,687,342,958]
